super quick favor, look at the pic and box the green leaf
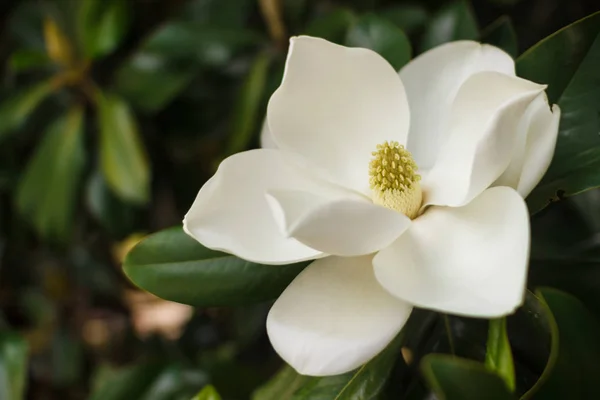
[88,364,164,400]
[523,288,600,399]
[115,59,197,113]
[224,52,271,157]
[140,365,207,400]
[305,8,356,44]
[115,19,260,112]
[143,23,261,67]
[517,12,600,212]
[0,80,54,143]
[85,169,139,238]
[252,365,310,400]
[123,227,308,307]
[9,49,51,72]
[98,92,150,204]
[192,385,222,400]
[0,332,28,400]
[481,16,518,57]
[51,327,84,386]
[420,0,478,52]
[292,332,403,399]
[379,4,429,35]
[485,318,515,392]
[346,14,411,70]
[421,355,515,399]
[78,0,129,59]
[16,107,85,241]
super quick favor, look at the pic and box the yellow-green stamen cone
[369,141,422,219]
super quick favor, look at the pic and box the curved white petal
[183,149,343,264]
[373,186,529,318]
[423,71,546,207]
[493,94,560,197]
[400,41,515,169]
[517,104,560,196]
[260,118,277,149]
[266,189,410,256]
[267,255,412,376]
[268,36,410,194]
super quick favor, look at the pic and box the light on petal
[267,255,412,376]
[373,186,529,318]
[266,189,410,256]
[268,36,410,194]
[401,41,515,169]
[183,149,341,264]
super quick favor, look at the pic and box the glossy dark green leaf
[88,364,164,400]
[140,365,207,400]
[518,12,600,212]
[422,355,515,399]
[115,59,197,113]
[292,332,403,399]
[224,52,271,157]
[252,365,310,400]
[0,332,28,400]
[192,385,222,400]
[0,80,54,143]
[16,107,85,241]
[123,227,308,307]
[346,14,411,70]
[481,16,518,57]
[379,4,429,35]
[98,92,150,204]
[78,0,129,59]
[522,288,600,399]
[523,288,600,399]
[485,318,515,392]
[305,8,356,44]
[115,19,259,112]
[420,0,478,52]
[505,292,552,395]
[143,23,260,67]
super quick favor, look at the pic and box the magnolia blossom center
[369,141,422,218]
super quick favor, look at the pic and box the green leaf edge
[516,10,600,64]
[519,288,560,399]
[420,353,513,398]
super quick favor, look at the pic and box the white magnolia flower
[183,37,560,376]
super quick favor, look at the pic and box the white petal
[260,118,277,149]
[517,104,560,196]
[267,255,412,376]
[423,72,546,207]
[400,41,515,169]
[493,94,561,197]
[183,149,341,264]
[266,189,410,256]
[268,36,410,194]
[373,187,529,318]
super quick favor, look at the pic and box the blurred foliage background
[0,0,599,399]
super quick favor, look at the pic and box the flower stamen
[369,141,422,218]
